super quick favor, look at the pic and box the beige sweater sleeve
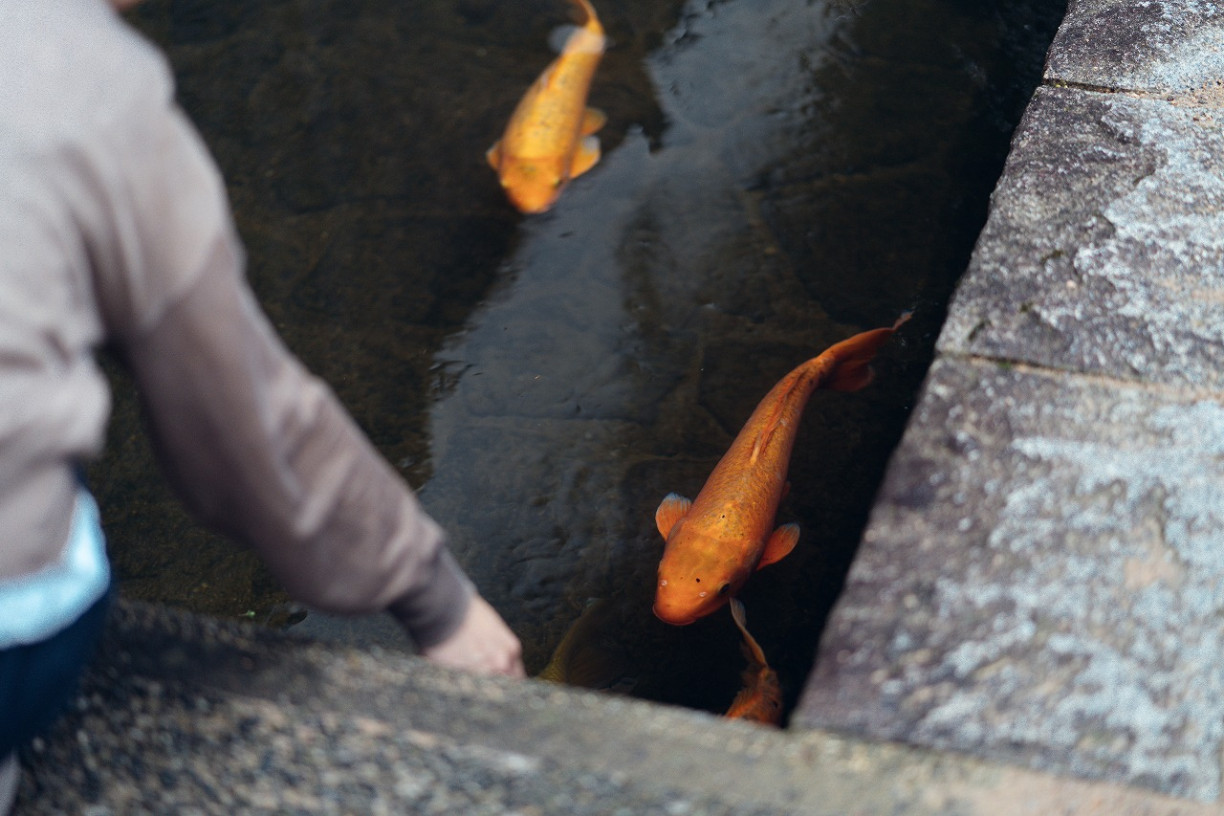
[84,88,473,647]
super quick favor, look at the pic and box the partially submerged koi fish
[486,0,606,213]
[653,314,909,626]
[535,599,638,693]
[724,599,782,726]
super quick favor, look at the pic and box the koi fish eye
[717,583,732,597]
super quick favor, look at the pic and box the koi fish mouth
[652,602,697,626]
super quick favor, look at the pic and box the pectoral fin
[569,135,601,178]
[655,493,692,539]
[486,141,503,170]
[548,24,583,54]
[758,523,799,569]
[581,107,607,136]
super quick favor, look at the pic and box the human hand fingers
[420,595,525,678]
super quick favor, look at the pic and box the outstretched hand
[420,595,525,677]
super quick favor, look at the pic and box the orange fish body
[652,315,908,626]
[534,599,637,693]
[486,0,606,213]
[724,599,782,726]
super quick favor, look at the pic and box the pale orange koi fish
[724,598,782,726]
[486,0,606,214]
[653,314,910,626]
[534,599,637,693]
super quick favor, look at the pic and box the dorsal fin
[747,366,815,465]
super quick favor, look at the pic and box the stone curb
[796,0,1224,805]
[15,601,1222,815]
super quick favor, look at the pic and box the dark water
[99,0,1064,717]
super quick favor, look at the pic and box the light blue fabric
[0,488,109,649]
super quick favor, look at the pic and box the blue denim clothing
[0,489,110,649]
[0,576,111,756]
[0,487,112,755]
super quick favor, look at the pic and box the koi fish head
[653,530,747,625]
[496,157,568,214]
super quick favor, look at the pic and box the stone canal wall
[14,1,1224,813]
[797,0,1224,804]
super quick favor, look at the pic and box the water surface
[100,0,1064,716]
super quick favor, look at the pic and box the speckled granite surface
[13,601,1223,815]
[937,85,1224,389]
[798,359,1224,797]
[796,0,1224,804]
[1047,0,1224,95]
[16,603,791,816]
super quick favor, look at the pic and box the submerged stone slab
[937,85,1224,390]
[795,357,1224,801]
[1046,0,1224,96]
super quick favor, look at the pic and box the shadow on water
[99,0,1064,718]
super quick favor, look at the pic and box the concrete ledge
[938,85,1224,389]
[795,0,1224,805]
[797,358,1224,799]
[14,601,1223,815]
[1047,0,1224,96]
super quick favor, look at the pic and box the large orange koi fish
[724,599,782,726]
[653,314,909,626]
[486,0,606,214]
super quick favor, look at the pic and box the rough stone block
[937,85,1224,391]
[795,357,1224,801]
[1046,0,1224,96]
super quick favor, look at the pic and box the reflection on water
[99,0,1063,716]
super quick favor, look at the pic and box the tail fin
[556,0,605,53]
[567,0,603,31]
[822,311,910,392]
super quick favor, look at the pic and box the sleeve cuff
[386,547,476,649]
